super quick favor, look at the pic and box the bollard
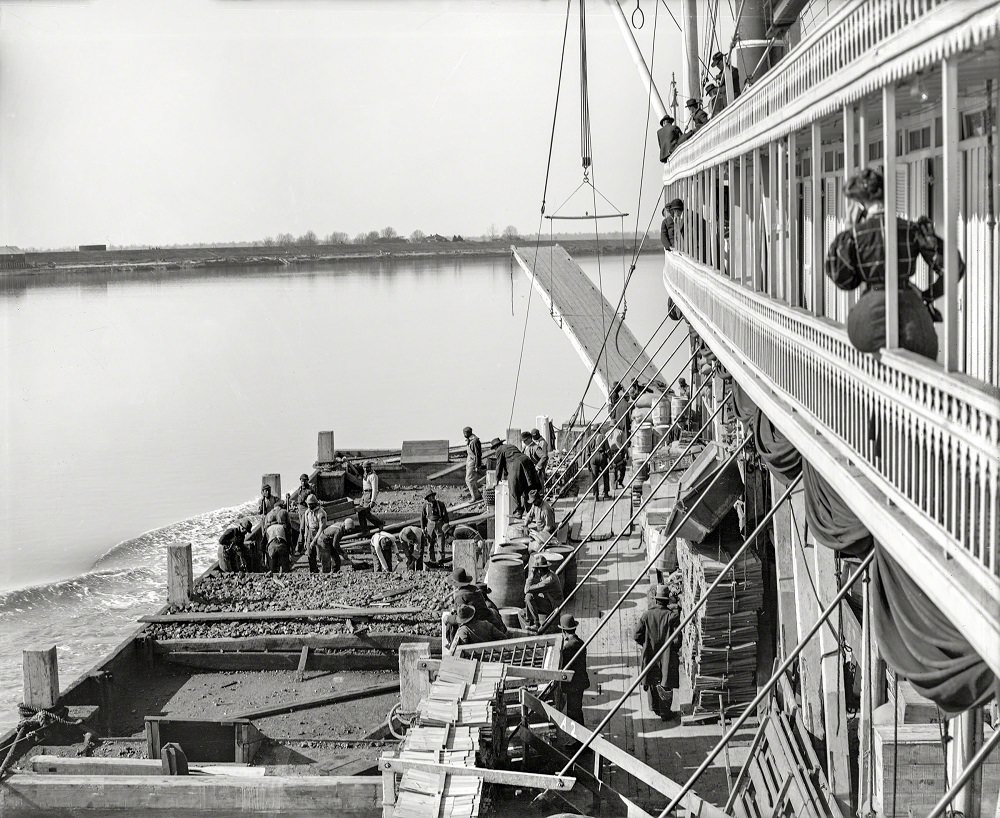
[317,431,336,464]
[261,473,281,499]
[167,543,193,606]
[398,643,431,716]
[506,428,521,445]
[23,646,59,710]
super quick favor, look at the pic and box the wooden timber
[511,244,665,397]
[152,634,438,653]
[138,607,422,624]
[236,682,399,720]
[160,650,403,672]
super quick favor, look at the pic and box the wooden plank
[29,757,252,776]
[167,544,193,606]
[522,691,729,818]
[427,461,465,480]
[417,659,572,683]
[0,774,382,814]
[22,646,60,710]
[295,646,310,682]
[140,607,421,624]
[379,757,575,791]
[236,683,399,720]
[400,440,450,465]
[788,486,823,738]
[153,634,436,654]
[162,651,400,672]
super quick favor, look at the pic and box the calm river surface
[0,252,681,730]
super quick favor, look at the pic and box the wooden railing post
[166,543,193,606]
[23,646,59,710]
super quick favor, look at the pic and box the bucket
[652,392,671,426]
[546,545,577,594]
[487,555,526,608]
[500,607,523,628]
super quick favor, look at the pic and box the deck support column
[167,543,193,606]
[942,57,961,371]
[950,707,985,818]
[23,646,59,711]
[810,121,824,316]
[789,485,823,738]
[495,481,510,543]
[882,85,899,349]
[769,476,798,661]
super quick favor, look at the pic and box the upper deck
[660,0,1000,674]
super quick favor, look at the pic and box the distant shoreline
[6,238,661,279]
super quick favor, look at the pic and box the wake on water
[0,500,255,733]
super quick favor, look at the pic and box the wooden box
[145,716,262,763]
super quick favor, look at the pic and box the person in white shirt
[356,462,385,536]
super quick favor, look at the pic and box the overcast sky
[1,0,732,249]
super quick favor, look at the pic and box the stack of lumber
[676,532,763,717]
[391,768,484,818]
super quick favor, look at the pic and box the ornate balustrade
[664,0,999,183]
[664,252,999,579]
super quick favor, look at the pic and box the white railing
[664,253,1000,576]
[664,0,998,180]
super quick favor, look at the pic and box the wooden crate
[145,716,262,764]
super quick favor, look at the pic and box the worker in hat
[657,113,683,163]
[450,568,497,626]
[263,501,292,574]
[491,437,540,517]
[257,483,276,517]
[661,198,685,252]
[421,489,449,565]
[525,489,557,538]
[710,50,741,102]
[317,517,356,573]
[217,518,253,572]
[685,98,708,134]
[475,581,507,633]
[529,428,550,484]
[634,585,683,720]
[301,495,328,570]
[588,436,611,502]
[523,555,564,630]
[451,604,507,650]
[397,525,428,571]
[670,376,690,433]
[557,615,591,725]
[371,530,395,572]
[463,426,483,502]
[356,462,385,537]
[520,431,547,487]
[290,473,317,554]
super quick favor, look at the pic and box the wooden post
[812,535,851,812]
[261,473,281,499]
[506,428,521,446]
[789,485,823,738]
[166,543,193,606]
[768,141,778,298]
[942,57,961,371]
[950,707,985,818]
[738,153,747,286]
[882,85,899,349]
[453,539,479,583]
[787,130,799,307]
[399,642,431,716]
[23,646,59,710]
[769,475,797,660]
[776,137,786,301]
[317,431,336,464]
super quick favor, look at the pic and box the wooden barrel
[653,423,672,446]
[546,545,577,594]
[499,607,523,628]
[533,551,564,575]
[496,542,529,565]
[487,555,525,608]
[633,423,653,456]
[652,392,671,425]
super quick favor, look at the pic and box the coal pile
[147,572,454,640]
[374,485,467,516]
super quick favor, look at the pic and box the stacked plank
[676,535,763,717]
[385,656,507,818]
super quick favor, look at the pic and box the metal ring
[631,1,644,29]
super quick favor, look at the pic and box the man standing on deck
[397,525,428,571]
[291,473,317,554]
[557,615,590,725]
[317,517,356,573]
[356,462,386,536]
[671,377,690,432]
[491,437,540,516]
[257,484,276,516]
[530,428,550,485]
[263,500,292,573]
[661,199,685,252]
[523,555,564,630]
[634,585,683,721]
[301,495,327,570]
[463,426,483,502]
[589,437,611,501]
[608,424,627,489]
[525,489,557,537]
[421,489,450,565]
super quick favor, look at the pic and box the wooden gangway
[511,244,666,399]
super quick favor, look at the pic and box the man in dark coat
[589,438,611,501]
[523,555,564,629]
[661,198,685,251]
[491,437,541,515]
[421,489,450,564]
[451,568,497,625]
[474,581,508,633]
[452,604,507,649]
[657,114,683,162]
[634,585,683,720]
[463,426,483,501]
[218,519,253,573]
[557,614,590,725]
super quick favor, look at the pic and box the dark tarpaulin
[801,461,873,557]
[729,381,757,428]
[871,543,997,713]
[751,408,801,484]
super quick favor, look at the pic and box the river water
[0,252,681,731]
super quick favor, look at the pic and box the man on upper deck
[657,114,683,162]
[661,199,684,251]
[463,426,483,502]
[685,98,709,134]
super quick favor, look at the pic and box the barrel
[499,607,523,628]
[653,423,672,446]
[496,542,529,565]
[533,550,564,575]
[633,423,653,456]
[547,545,577,594]
[487,555,526,608]
[652,392,671,425]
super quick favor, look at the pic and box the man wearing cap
[371,530,395,572]
[463,426,483,502]
[397,525,428,571]
[263,501,292,573]
[421,489,450,565]
[661,199,685,252]
[557,615,591,725]
[301,495,328,570]
[290,474,317,554]
[529,428,550,485]
[257,484,276,517]
[356,462,385,537]
[634,585,683,720]
[491,437,541,516]
[685,98,709,134]
[218,518,253,573]
[525,489,557,537]
[317,517,356,573]
[523,555,564,630]
[451,604,507,649]
[657,113,683,163]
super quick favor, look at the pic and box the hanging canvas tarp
[801,461,873,556]
[751,408,801,484]
[871,543,997,713]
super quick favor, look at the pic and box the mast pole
[681,0,699,102]
[736,0,768,84]
[608,0,666,121]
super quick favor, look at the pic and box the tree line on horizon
[261,224,523,247]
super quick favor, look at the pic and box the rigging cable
[507,0,573,429]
